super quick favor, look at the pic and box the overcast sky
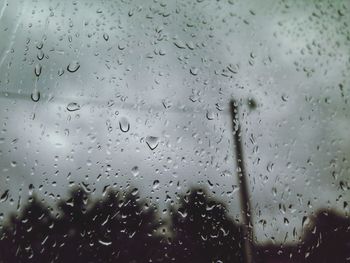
[0,0,349,244]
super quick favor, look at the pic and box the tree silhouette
[4,185,348,263]
[303,210,350,263]
[53,186,162,263]
[168,187,244,263]
[53,187,94,262]
[0,195,57,263]
[0,186,162,263]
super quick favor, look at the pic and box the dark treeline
[0,187,244,263]
[0,186,349,263]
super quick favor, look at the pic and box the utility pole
[230,99,255,263]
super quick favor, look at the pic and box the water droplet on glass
[178,210,188,218]
[272,187,277,197]
[119,117,130,132]
[29,184,34,195]
[247,98,257,110]
[173,40,186,49]
[153,180,160,189]
[36,41,43,50]
[66,102,81,112]
[267,162,274,172]
[31,90,40,102]
[227,64,239,74]
[206,110,215,120]
[0,190,9,203]
[186,41,195,50]
[302,216,310,228]
[34,64,42,77]
[103,33,109,41]
[37,50,44,60]
[98,239,112,246]
[190,67,199,76]
[162,99,172,109]
[131,166,139,176]
[221,170,232,177]
[281,95,289,102]
[58,68,64,76]
[107,100,115,107]
[118,43,126,50]
[67,61,80,73]
[131,188,139,196]
[146,136,159,150]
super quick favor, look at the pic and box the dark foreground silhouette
[0,187,244,263]
[0,186,349,263]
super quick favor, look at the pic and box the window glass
[0,0,349,262]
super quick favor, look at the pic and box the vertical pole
[230,99,255,263]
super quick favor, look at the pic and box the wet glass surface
[0,0,349,262]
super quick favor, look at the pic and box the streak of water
[0,0,24,68]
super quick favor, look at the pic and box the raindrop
[107,100,115,107]
[31,90,40,102]
[36,41,43,49]
[173,40,186,49]
[259,219,267,229]
[119,117,130,132]
[267,162,274,172]
[67,61,80,73]
[186,41,195,50]
[159,49,166,56]
[118,43,126,50]
[153,180,160,189]
[66,102,81,112]
[0,190,9,203]
[190,67,199,76]
[206,110,215,120]
[281,95,289,102]
[131,188,139,196]
[221,170,232,177]
[58,68,64,76]
[178,210,188,218]
[34,64,42,77]
[146,136,159,150]
[247,98,257,110]
[131,166,139,176]
[29,184,34,195]
[272,187,277,197]
[227,64,239,74]
[162,99,172,109]
[302,216,310,228]
[37,50,44,60]
[103,33,109,41]
[98,239,112,246]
